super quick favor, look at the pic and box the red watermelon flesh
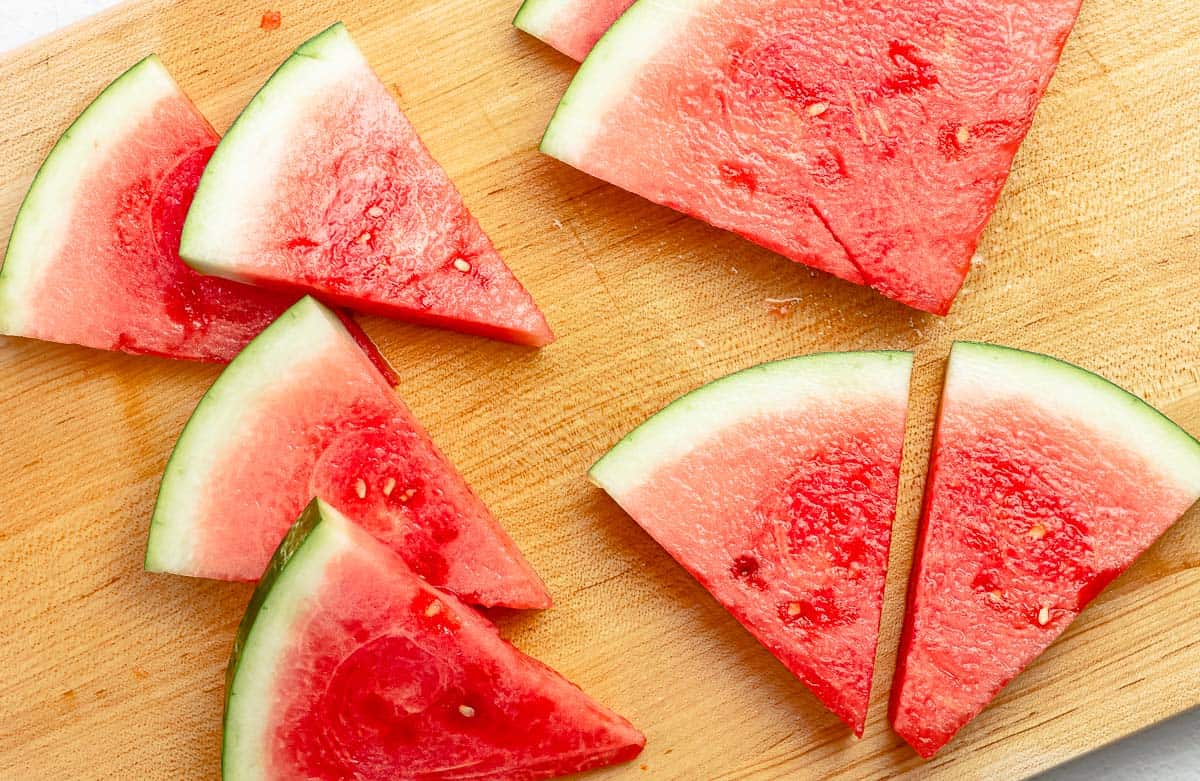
[0,56,294,362]
[590,353,912,734]
[224,500,645,781]
[891,343,1200,757]
[147,297,549,610]
[542,0,1083,314]
[514,0,635,61]
[180,23,553,347]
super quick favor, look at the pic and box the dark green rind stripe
[221,499,329,779]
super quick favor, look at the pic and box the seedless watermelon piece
[224,499,645,780]
[542,0,1082,314]
[181,23,553,347]
[591,352,912,734]
[891,343,1200,757]
[514,0,634,61]
[0,56,294,362]
[147,296,550,609]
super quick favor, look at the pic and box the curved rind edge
[222,499,349,780]
[513,0,574,39]
[0,56,176,334]
[144,297,350,574]
[540,0,710,164]
[589,351,914,500]
[180,22,359,278]
[947,341,1200,495]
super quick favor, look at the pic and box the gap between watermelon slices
[0,56,296,362]
[891,342,1200,758]
[591,352,912,735]
[541,0,1083,314]
[146,296,550,610]
[514,0,634,61]
[224,499,645,780]
[180,23,553,347]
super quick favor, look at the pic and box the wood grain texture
[1,0,1198,778]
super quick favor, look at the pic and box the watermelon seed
[400,488,417,502]
[459,705,476,718]
[1037,606,1051,625]
[355,478,367,499]
[383,477,397,496]
[367,206,384,218]
[956,125,970,145]
[356,231,372,245]
[806,102,829,117]
[988,590,1003,603]
[425,600,443,618]
[1028,523,1046,540]
[786,602,804,618]
[453,258,472,273]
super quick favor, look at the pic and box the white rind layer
[0,56,178,335]
[223,500,356,781]
[540,0,717,165]
[513,0,577,40]
[589,352,914,500]
[179,22,368,280]
[946,342,1200,496]
[145,297,353,574]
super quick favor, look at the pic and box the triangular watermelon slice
[0,56,294,362]
[146,296,550,609]
[541,0,1083,314]
[514,0,634,61]
[590,352,912,734]
[224,499,645,780]
[891,342,1200,757]
[179,23,553,347]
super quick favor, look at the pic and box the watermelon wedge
[541,0,1083,314]
[514,0,633,61]
[180,23,554,347]
[146,296,550,609]
[891,342,1200,757]
[590,352,912,734]
[0,56,294,362]
[224,499,645,780]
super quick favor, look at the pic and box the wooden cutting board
[1,0,1198,778]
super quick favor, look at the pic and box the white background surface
[1,2,1197,779]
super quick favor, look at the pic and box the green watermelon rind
[540,0,710,165]
[513,0,575,40]
[0,56,181,336]
[145,296,355,575]
[179,22,361,280]
[947,342,1200,493]
[589,351,914,499]
[222,498,349,781]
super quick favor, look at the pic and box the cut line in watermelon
[0,56,295,362]
[891,342,1200,758]
[224,499,645,780]
[146,296,550,610]
[180,23,554,347]
[514,0,634,61]
[591,351,913,735]
[541,0,1083,314]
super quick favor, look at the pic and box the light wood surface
[1,1,1198,778]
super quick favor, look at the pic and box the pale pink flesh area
[614,397,907,733]
[191,334,549,608]
[222,66,552,345]
[15,89,294,361]
[566,0,1082,313]
[892,396,1198,757]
